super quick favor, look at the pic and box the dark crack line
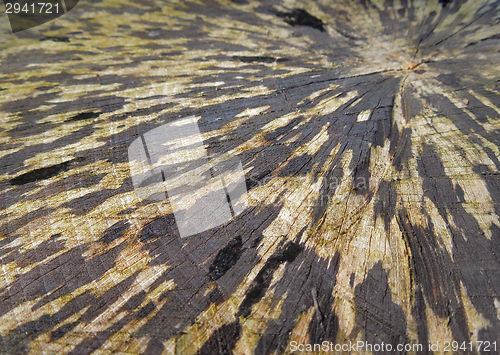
[280,68,404,93]
[431,4,490,47]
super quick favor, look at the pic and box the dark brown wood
[1,0,500,353]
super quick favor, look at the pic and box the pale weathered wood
[1,0,500,354]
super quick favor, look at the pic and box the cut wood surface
[1,0,500,353]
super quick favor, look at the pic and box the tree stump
[1,0,500,353]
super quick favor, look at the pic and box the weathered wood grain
[1,0,500,353]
